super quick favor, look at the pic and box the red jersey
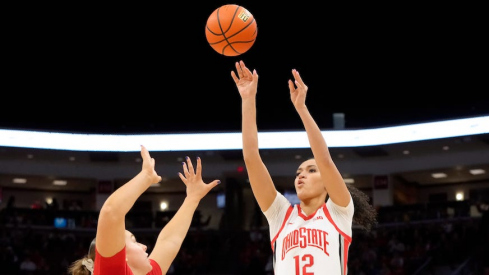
[94,246,162,275]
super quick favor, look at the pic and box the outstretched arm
[96,145,162,257]
[288,70,350,207]
[231,60,277,212]
[149,156,220,273]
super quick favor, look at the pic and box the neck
[299,199,325,216]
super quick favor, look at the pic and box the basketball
[205,4,257,56]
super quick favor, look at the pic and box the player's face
[125,230,152,273]
[294,159,327,201]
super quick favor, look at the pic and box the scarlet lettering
[282,227,329,259]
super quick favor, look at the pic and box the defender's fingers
[206,179,221,191]
[178,172,188,186]
[140,145,150,159]
[185,156,195,174]
[195,157,202,176]
[181,161,190,175]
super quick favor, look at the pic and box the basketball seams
[205,4,257,56]
[208,19,256,44]
[225,18,256,39]
[217,5,241,36]
[222,44,239,55]
[214,5,240,54]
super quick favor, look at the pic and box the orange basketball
[205,4,257,56]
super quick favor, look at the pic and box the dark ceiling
[2,1,487,134]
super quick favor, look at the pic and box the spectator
[19,254,37,274]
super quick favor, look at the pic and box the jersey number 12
[294,254,314,275]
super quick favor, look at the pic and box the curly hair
[325,184,377,232]
[346,184,378,232]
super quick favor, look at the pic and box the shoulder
[94,246,128,273]
[264,192,291,217]
[148,259,163,275]
[326,194,353,215]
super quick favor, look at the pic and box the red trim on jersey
[343,237,350,275]
[296,204,320,220]
[322,204,352,242]
[270,205,294,251]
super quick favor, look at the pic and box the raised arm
[149,156,220,273]
[288,70,350,207]
[231,60,277,212]
[96,145,162,257]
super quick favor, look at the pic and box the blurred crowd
[0,199,488,275]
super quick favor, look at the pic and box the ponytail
[68,238,96,275]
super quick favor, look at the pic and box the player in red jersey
[232,61,377,274]
[69,145,220,275]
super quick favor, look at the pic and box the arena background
[1,1,488,274]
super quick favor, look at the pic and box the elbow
[99,202,123,222]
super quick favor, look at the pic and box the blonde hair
[68,238,96,275]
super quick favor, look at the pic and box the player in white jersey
[265,191,353,274]
[231,61,377,275]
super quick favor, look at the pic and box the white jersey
[264,192,354,275]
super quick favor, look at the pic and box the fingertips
[211,179,221,188]
[140,145,148,156]
[293,69,303,82]
[288,79,295,89]
[185,156,193,166]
